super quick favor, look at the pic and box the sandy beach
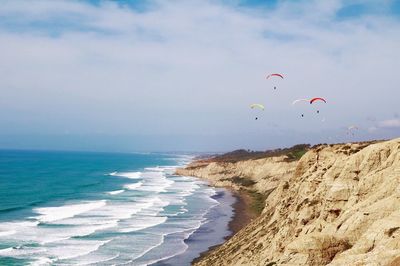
[191,188,257,264]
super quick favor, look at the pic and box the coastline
[166,155,263,265]
[191,188,257,264]
[154,187,235,266]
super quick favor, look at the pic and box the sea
[0,150,234,265]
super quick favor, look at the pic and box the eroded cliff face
[176,156,297,194]
[177,138,400,266]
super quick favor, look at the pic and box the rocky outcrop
[177,138,400,265]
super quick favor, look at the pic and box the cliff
[176,155,297,194]
[177,138,400,265]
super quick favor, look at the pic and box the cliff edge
[177,138,400,265]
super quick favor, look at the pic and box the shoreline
[191,188,257,264]
[228,189,258,235]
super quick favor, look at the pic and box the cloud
[378,119,400,129]
[0,0,399,150]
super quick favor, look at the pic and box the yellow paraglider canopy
[250,104,265,110]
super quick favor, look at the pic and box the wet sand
[191,189,257,264]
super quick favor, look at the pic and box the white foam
[9,197,166,245]
[128,234,165,263]
[107,190,125,195]
[118,216,167,233]
[47,239,112,260]
[38,222,118,244]
[133,227,199,265]
[0,221,39,239]
[30,257,54,266]
[66,252,120,266]
[34,200,107,223]
[137,172,174,193]
[141,171,165,178]
[0,239,111,262]
[0,246,46,257]
[0,247,13,255]
[0,230,16,237]
[111,171,142,179]
[123,182,143,190]
[144,167,164,172]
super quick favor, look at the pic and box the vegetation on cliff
[198,144,310,163]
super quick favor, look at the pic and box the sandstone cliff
[177,138,400,265]
[176,155,297,194]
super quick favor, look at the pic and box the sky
[0,0,399,152]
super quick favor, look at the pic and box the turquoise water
[0,150,233,265]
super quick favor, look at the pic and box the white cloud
[0,0,399,150]
[378,119,400,128]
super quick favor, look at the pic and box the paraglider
[267,73,283,90]
[310,97,326,114]
[266,73,284,79]
[292,99,308,105]
[292,99,308,118]
[310,97,327,104]
[250,104,265,110]
[250,104,264,120]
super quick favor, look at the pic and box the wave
[118,216,167,233]
[63,252,121,266]
[30,257,54,266]
[0,197,166,260]
[0,230,16,237]
[110,171,142,179]
[33,200,107,223]
[42,239,112,262]
[0,200,44,214]
[0,221,39,239]
[0,239,111,263]
[137,172,174,193]
[55,239,112,260]
[0,246,47,257]
[123,182,143,190]
[131,224,201,265]
[0,206,28,214]
[144,167,165,172]
[145,166,180,176]
[107,190,125,195]
[115,235,165,266]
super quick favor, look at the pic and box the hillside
[176,138,400,265]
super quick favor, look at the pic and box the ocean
[0,150,234,265]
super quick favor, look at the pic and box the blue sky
[0,0,399,152]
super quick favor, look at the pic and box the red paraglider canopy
[310,97,327,104]
[266,73,284,79]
